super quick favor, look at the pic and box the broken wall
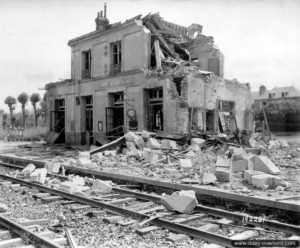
[187,36,224,77]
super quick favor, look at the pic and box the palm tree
[30,93,41,127]
[4,96,17,128]
[17,92,29,128]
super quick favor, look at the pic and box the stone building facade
[45,7,252,145]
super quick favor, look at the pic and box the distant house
[252,85,300,132]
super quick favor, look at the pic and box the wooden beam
[145,20,176,58]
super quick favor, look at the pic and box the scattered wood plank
[102,216,124,224]
[90,136,125,155]
[70,205,92,213]
[41,196,64,202]
[18,218,50,226]
[138,205,165,214]
[108,197,136,205]
[126,202,154,212]
[136,226,161,235]
[31,193,51,199]
[66,229,78,248]
[0,238,23,247]
[166,234,190,243]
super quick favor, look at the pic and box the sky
[0,0,300,112]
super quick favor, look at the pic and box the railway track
[0,154,299,216]
[0,214,64,248]
[0,162,299,247]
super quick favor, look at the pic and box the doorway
[106,92,124,133]
[148,88,163,132]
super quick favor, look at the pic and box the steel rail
[0,214,62,248]
[1,155,299,213]
[113,187,300,235]
[1,162,300,235]
[0,173,234,247]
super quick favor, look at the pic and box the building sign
[101,77,134,88]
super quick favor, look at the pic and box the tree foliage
[30,93,41,127]
[17,92,29,128]
[4,96,17,127]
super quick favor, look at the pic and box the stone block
[104,150,117,156]
[60,181,77,193]
[91,179,112,193]
[146,138,161,149]
[134,136,145,150]
[202,172,217,185]
[45,162,61,174]
[121,148,128,155]
[191,138,206,148]
[232,147,246,161]
[189,143,201,152]
[165,168,178,176]
[22,163,36,175]
[186,150,195,158]
[244,154,255,170]
[253,156,280,175]
[126,150,141,160]
[125,131,139,142]
[161,139,177,149]
[243,170,265,184]
[251,174,281,189]
[215,168,230,182]
[179,159,193,170]
[0,203,8,213]
[232,159,248,172]
[198,223,219,233]
[229,230,258,240]
[141,130,150,139]
[126,141,137,151]
[144,150,163,163]
[161,190,198,214]
[74,191,90,198]
[78,151,91,166]
[216,156,230,168]
[30,168,47,184]
[69,176,85,186]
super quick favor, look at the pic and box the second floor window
[111,41,121,74]
[269,93,275,99]
[82,50,91,79]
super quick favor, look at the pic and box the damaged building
[45,5,252,145]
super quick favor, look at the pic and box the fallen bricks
[161,190,198,214]
[0,203,8,213]
[29,168,48,184]
[251,174,281,190]
[21,163,36,175]
[42,130,287,193]
[91,179,113,194]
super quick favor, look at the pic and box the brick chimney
[259,85,267,96]
[95,3,109,31]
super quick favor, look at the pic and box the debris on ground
[4,129,300,200]
[0,203,8,213]
[161,190,198,214]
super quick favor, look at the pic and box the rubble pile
[7,130,300,198]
